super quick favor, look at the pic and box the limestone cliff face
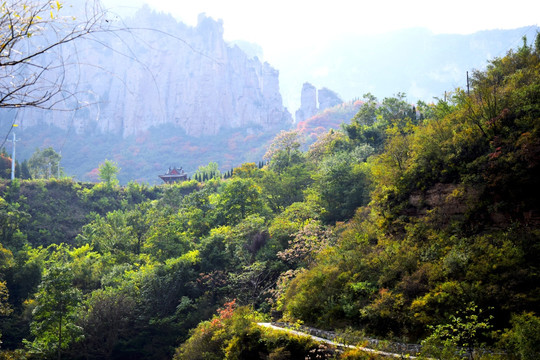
[295,82,342,122]
[295,83,317,124]
[18,9,292,137]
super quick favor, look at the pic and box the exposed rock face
[17,9,292,137]
[408,183,482,220]
[295,82,342,122]
[295,82,317,123]
[318,87,343,111]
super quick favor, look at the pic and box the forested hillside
[1,37,539,360]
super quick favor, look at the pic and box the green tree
[232,163,260,179]
[260,162,313,213]
[78,210,137,263]
[20,160,32,180]
[352,93,378,126]
[28,147,63,179]
[26,264,83,360]
[217,178,267,225]
[263,130,304,173]
[194,162,221,181]
[98,159,120,189]
[307,129,351,162]
[502,312,540,360]
[421,303,493,359]
[535,31,540,56]
[345,93,416,152]
[74,288,137,360]
[0,196,29,251]
[312,148,372,223]
[0,248,14,345]
[143,212,193,261]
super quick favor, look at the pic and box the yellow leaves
[68,243,92,256]
[47,1,62,19]
[179,249,200,265]
[23,297,36,308]
[0,280,13,316]
[208,192,220,206]
[210,224,231,236]
[232,162,258,178]
[410,281,467,323]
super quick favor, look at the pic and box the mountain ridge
[12,7,292,138]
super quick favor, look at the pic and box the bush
[501,312,540,360]
[175,303,337,360]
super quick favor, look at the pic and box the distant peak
[197,13,224,34]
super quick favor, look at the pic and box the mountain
[2,38,539,359]
[0,4,293,183]
[294,82,343,123]
[276,26,540,110]
[13,8,292,138]
[295,99,362,142]
[1,1,537,184]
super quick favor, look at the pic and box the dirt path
[257,322,423,359]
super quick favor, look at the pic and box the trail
[257,323,423,359]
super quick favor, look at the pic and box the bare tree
[0,0,109,109]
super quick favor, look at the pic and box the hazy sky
[103,0,540,62]
[100,0,539,110]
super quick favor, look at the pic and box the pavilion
[158,166,188,184]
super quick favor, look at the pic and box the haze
[101,0,540,110]
[103,0,539,59]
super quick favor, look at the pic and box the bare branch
[0,0,110,109]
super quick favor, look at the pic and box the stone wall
[272,322,423,355]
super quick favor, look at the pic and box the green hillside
[1,36,539,360]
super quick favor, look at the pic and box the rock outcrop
[295,82,342,122]
[295,83,317,123]
[17,9,292,137]
[318,87,343,111]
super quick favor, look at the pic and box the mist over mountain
[14,6,291,138]
[1,0,537,184]
[1,4,292,183]
[277,26,539,110]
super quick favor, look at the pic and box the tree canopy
[1,32,539,360]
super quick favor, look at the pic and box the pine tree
[15,160,21,179]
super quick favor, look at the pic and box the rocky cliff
[318,88,343,111]
[295,82,342,123]
[16,8,292,137]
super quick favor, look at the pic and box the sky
[102,0,540,63]
[100,0,540,110]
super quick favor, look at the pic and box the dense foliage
[0,37,539,360]
[279,37,540,357]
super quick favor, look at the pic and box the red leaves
[217,299,236,320]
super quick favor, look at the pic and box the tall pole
[467,71,470,96]
[9,124,19,180]
[11,132,15,180]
